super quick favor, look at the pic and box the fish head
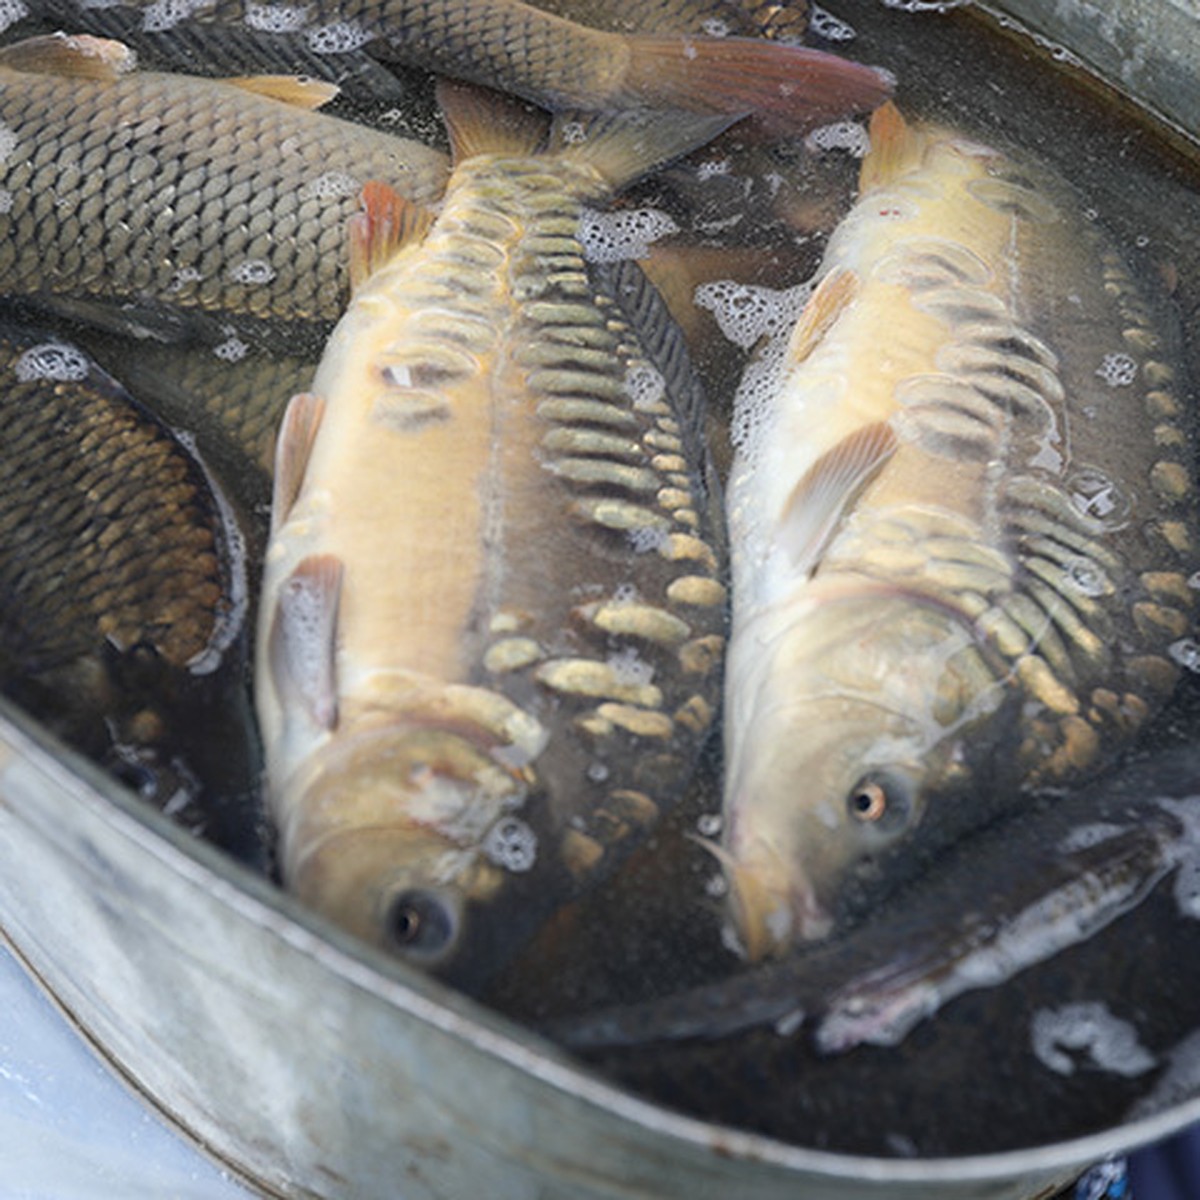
[280,723,537,977]
[722,591,1017,959]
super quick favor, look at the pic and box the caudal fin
[620,35,893,133]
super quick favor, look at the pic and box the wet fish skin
[0,34,448,335]
[546,749,1200,1156]
[256,87,729,987]
[63,0,889,132]
[0,324,261,854]
[720,102,1199,957]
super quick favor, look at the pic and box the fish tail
[618,35,893,133]
[858,99,927,192]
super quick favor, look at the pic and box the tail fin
[619,35,893,134]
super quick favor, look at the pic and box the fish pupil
[383,888,456,959]
[849,781,888,822]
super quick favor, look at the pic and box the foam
[141,0,208,32]
[1095,351,1138,387]
[244,2,310,32]
[809,4,855,41]
[579,207,679,264]
[1169,638,1200,672]
[14,342,89,383]
[305,20,372,53]
[299,172,359,201]
[804,120,871,158]
[0,120,18,166]
[606,646,654,688]
[482,816,537,872]
[229,259,277,286]
[212,331,249,363]
[1030,1001,1156,1078]
[0,0,26,35]
[623,363,665,411]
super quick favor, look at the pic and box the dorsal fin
[271,392,324,535]
[859,101,926,194]
[781,421,897,576]
[347,181,435,292]
[436,79,547,162]
[221,74,340,110]
[785,267,858,366]
[0,33,136,80]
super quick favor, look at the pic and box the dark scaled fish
[547,746,1200,1156]
[717,101,1200,956]
[37,0,890,133]
[256,83,730,989]
[0,33,448,342]
[526,0,807,41]
[0,325,261,860]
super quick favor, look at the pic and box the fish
[0,324,262,859]
[543,746,1200,1156]
[526,0,807,41]
[256,82,731,987]
[33,0,890,133]
[0,33,448,341]
[717,101,1199,957]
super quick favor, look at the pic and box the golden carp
[256,84,732,985]
[0,34,448,337]
[40,0,889,132]
[0,323,259,852]
[719,102,1199,957]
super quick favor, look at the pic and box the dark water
[0,0,1198,1163]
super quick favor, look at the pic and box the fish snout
[725,840,834,959]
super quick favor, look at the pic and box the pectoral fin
[271,391,324,534]
[268,555,343,731]
[781,421,897,576]
[222,74,340,109]
[786,267,858,365]
[348,181,434,292]
[0,33,135,80]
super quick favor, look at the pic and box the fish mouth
[725,846,834,960]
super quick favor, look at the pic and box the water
[0,0,1197,1178]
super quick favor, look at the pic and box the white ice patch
[14,342,89,383]
[306,20,372,53]
[578,207,679,263]
[809,4,856,40]
[623,363,665,411]
[1096,351,1137,387]
[142,0,208,32]
[805,120,871,158]
[0,0,26,33]
[229,259,276,286]
[244,2,310,32]
[1030,1002,1156,1078]
[483,816,537,872]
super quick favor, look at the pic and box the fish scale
[719,102,1199,959]
[256,89,729,987]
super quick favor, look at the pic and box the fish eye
[848,780,888,822]
[382,888,458,962]
[846,771,915,827]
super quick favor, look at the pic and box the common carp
[31,0,887,132]
[0,324,260,856]
[256,84,731,986]
[0,33,448,340]
[547,748,1200,1155]
[719,101,1199,957]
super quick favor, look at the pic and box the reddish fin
[269,554,343,731]
[271,392,324,535]
[786,267,858,366]
[0,33,136,79]
[781,421,897,575]
[859,100,925,193]
[620,36,892,134]
[436,79,546,162]
[348,181,433,292]
[222,74,340,109]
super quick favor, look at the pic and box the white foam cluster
[0,190,12,215]
[700,17,728,36]
[229,259,277,285]
[1095,351,1137,387]
[167,266,203,293]
[607,646,654,687]
[0,0,26,34]
[623,363,665,411]
[879,0,970,10]
[805,120,871,158]
[0,120,18,166]
[1055,822,1126,854]
[299,172,360,202]
[306,20,372,53]
[141,0,208,32]
[694,278,810,351]
[1169,638,1200,672]
[14,342,89,383]
[695,159,731,181]
[244,2,310,32]
[578,207,679,264]
[1030,1002,1155,1078]
[483,816,537,872]
[1062,556,1108,598]
[627,524,670,554]
[809,4,855,40]
[213,332,249,363]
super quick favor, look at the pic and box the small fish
[256,83,731,986]
[546,749,1200,1155]
[38,0,889,132]
[0,34,448,338]
[0,324,260,856]
[718,102,1199,956]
